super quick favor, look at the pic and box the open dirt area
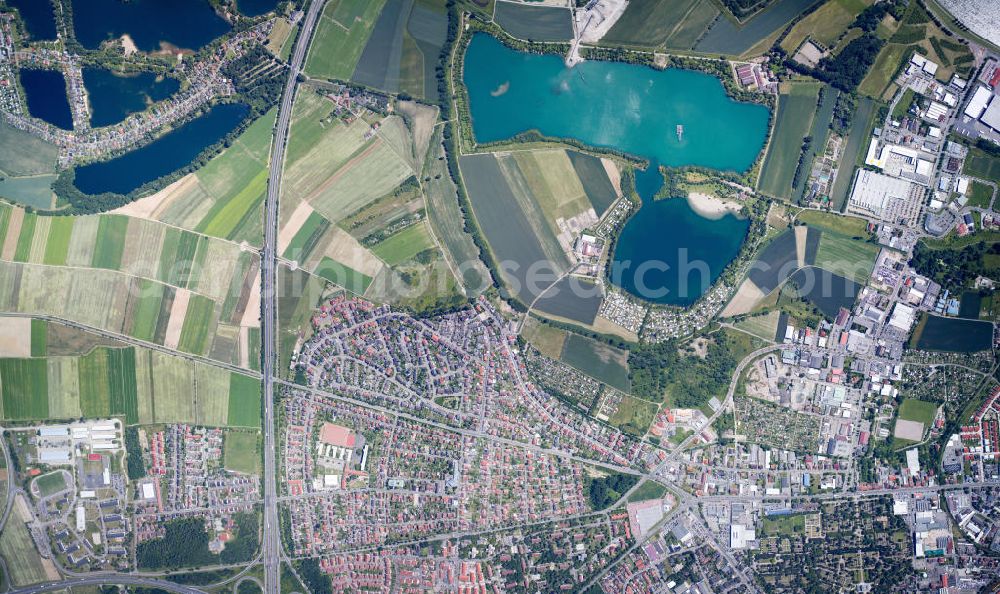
[0,318,31,357]
[1,207,24,261]
[794,225,809,268]
[324,227,384,278]
[686,192,743,220]
[721,278,766,317]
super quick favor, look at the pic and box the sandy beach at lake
[686,192,743,220]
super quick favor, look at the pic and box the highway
[7,576,205,594]
[260,2,326,593]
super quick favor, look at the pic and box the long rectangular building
[848,170,924,227]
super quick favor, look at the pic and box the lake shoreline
[685,192,743,220]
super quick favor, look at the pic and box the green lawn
[859,43,909,98]
[966,180,993,208]
[796,210,871,237]
[224,431,260,474]
[964,148,1000,184]
[91,215,129,270]
[607,394,658,437]
[560,334,630,392]
[371,223,434,265]
[626,480,667,503]
[762,513,806,536]
[759,84,821,200]
[34,472,67,497]
[228,373,261,428]
[814,232,880,282]
[898,398,937,426]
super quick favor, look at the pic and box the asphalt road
[7,576,205,594]
[260,2,326,593]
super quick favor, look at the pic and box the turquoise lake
[20,69,73,131]
[71,0,230,52]
[83,68,180,128]
[74,103,247,196]
[463,34,767,305]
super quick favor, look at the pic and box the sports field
[759,83,821,200]
[898,398,937,426]
[34,471,67,497]
[304,0,388,80]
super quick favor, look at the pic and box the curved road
[260,2,327,593]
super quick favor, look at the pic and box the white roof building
[965,85,992,119]
[888,303,917,332]
[981,99,1000,132]
[730,524,756,550]
[906,448,921,478]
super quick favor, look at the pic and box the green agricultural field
[759,84,821,200]
[0,358,48,419]
[131,280,165,342]
[178,295,217,355]
[197,168,267,240]
[42,216,74,265]
[228,373,261,428]
[813,232,879,282]
[305,0,388,80]
[282,211,331,262]
[829,97,875,209]
[371,222,434,265]
[421,129,490,292]
[34,471,67,497]
[0,513,51,586]
[858,43,908,98]
[277,266,327,376]
[967,180,994,208]
[560,334,630,392]
[91,215,129,270]
[78,346,138,419]
[0,120,58,177]
[603,0,718,49]
[30,319,46,357]
[608,394,658,437]
[224,431,261,474]
[898,398,937,426]
[522,317,567,360]
[13,212,37,263]
[964,148,1000,184]
[0,175,56,210]
[314,257,372,295]
[781,0,873,52]
[733,311,781,341]
[494,3,573,42]
[796,210,871,237]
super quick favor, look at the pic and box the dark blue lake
[611,163,749,305]
[236,0,279,17]
[83,68,180,127]
[70,0,231,52]
[73,103,248,195]
[8,0,57,40]
[20,69,73,131]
